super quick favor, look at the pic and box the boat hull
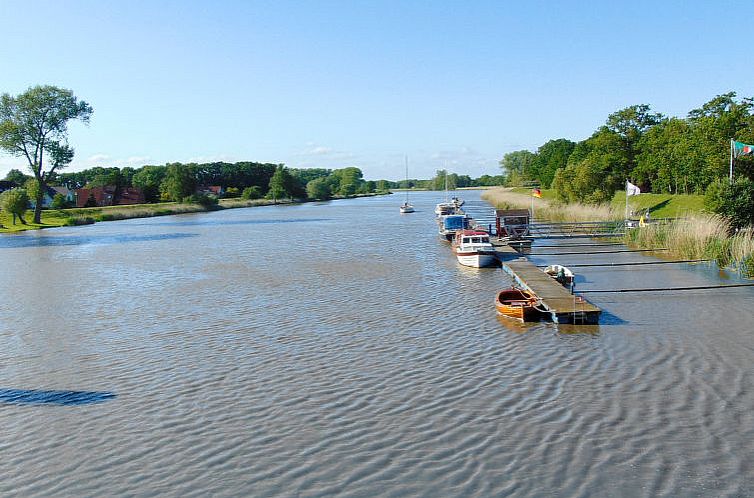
[495,288,539,321]
[455,252,498,268]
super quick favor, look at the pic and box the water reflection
[0,232,198,249]
[0,388,116,406]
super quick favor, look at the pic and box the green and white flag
[733,141,754,157]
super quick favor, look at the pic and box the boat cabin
[495,209,530,239]
[454,229,491,246]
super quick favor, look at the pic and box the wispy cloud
[87,153,111,163]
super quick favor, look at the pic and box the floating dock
[491,240,602,324]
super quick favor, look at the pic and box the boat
[452,230,498,267]
[494,287,540,321]
[543,264,574,287]
[434,202,456,216]
[399,156,414,213]
[439,214,472,240]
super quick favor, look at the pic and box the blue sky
[1,0,752,181]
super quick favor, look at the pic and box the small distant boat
[453,230,498,268]
[399,156,415,214]
[543,264,574,287]
[495,287,540,321]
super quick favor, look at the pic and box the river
[0,190,752,497]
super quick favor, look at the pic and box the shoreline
[0,192,391,234]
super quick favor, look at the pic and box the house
[196,185,224,196]
[75,186,145,207]
[115,187,145,205]
[75,186,115,207]
[29,185,59,209]
[51,186,75,203]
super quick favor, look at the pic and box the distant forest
[500,92,754,204]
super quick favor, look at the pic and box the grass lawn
[0,210,69,233]
[610,191,705,218]
[509,186,705,218]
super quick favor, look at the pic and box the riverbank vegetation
[491,91,754,274]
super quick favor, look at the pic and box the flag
[733,141,754,157]
[626,180,641,196]
[532,188,542,198]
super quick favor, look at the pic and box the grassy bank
[484,187,753,275]
[0,192,391,234]
[482,188,622,222]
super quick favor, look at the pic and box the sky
[1,0,752,181]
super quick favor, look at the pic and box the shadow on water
[0,388,116,406]
[0,232,198,249]
[129,218,331,228]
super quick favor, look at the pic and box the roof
[496,209,529,217]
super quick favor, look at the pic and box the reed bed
[624,214,754,274]
[481,188,622,222]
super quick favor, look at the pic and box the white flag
[626,180,641,196]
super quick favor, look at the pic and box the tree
[704,177,754,231]
[267,165,289,202]
[531,139,576,188]
[132,165,167,203]
[160,163,197,201]
[306,177,331,200]
[3,168,30,185]
[0,188,29,225]
[500,150,536,185]
[0,85,92,223]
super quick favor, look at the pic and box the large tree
[0,85,92,223]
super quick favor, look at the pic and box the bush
[704,178,754,231]
[181,193,218,207]
[0,188,30,224]
[51,193,71,209]
[241,186,262,200]
[224,186,240,198]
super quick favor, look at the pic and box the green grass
[610,191,705,218]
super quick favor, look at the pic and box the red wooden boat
[495,287,540,321]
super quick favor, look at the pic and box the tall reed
[481,188,622,222]
[623,213,754,275]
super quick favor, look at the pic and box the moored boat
[434,202,456,216]
[452,230,498,267]
[439,214,472,240]
[400,202,415,213]
[543,264,574,287]
[494,287,540,321]
[399,156,415,213]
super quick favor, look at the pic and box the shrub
[181,193,218,207]
[51,193,71,209]
[241,186,262,200]
[224,186,240,198]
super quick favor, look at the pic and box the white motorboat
[452,230,498,267]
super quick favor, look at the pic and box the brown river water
[0,190,752,497]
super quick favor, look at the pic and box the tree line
[501,92,754,203]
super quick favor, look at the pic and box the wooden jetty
[490,240,601,324]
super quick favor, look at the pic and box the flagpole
[730,138,734,184]
[625,179,629,221]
